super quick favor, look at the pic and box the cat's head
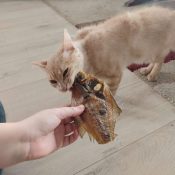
[34,29,84,92]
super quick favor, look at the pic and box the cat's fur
[35,6,175,95]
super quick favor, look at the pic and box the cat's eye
[49,80,57,84]
[63,68,69,78]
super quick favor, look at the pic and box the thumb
[39,105,85,135]
[55,105,85,120]
[22,105,85,140]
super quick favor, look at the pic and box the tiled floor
[44,0,175,26]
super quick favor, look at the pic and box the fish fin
[107,89,122,116]
[89,134,96,143]
[111,94,122,114]
[88,134,91,141]
[111,95,122,132]
[78,126,86,138]
[113,97,122,115]
[114,133,117,139]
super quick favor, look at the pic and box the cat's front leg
[98,76,119,96]
[107,74,122,96]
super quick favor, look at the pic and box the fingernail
[78,105,85,110]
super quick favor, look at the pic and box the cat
[34,6,175,95]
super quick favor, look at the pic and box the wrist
[16,120,31,162]
[0,122,29,167]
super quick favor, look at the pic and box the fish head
[73,71,105,97]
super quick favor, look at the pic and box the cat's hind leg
[141,51,166,81]
[140,63,154,75]
[146,52,166,81]
[147,62,162,81]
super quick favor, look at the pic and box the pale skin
[0,105,84,168]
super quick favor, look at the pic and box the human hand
[19,105,84,161]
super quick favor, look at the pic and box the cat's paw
[147,74,157,82]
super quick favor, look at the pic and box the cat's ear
[32,60,47,69]
[64,29,75,51]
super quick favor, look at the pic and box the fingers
[64,120,74,137]
[54,119,79,149]
[63,131,79,147]
[55,105,84,120]
[63,125,79,147]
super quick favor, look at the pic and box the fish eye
[49,80,57,84]
[63,68,69,78]
[94,83,102,91]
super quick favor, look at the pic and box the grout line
[42,0,105,29]
[73,119,175,174]
[42,0,75,26]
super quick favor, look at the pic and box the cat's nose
[67,84,73,91]
[63,84,70,91]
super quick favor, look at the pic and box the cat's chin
[58,87,70,92]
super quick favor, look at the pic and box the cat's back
[130,6,174,24]
[131,6,174,17]
[101,6,173,31]
[76,7,174,43]
[101,6,175,46]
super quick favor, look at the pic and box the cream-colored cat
[35,6,175,95]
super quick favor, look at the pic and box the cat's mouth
[59,83,73,92]
[59,86,70,92]
[59,88,67,92]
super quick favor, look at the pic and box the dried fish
[71,72,122,144]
